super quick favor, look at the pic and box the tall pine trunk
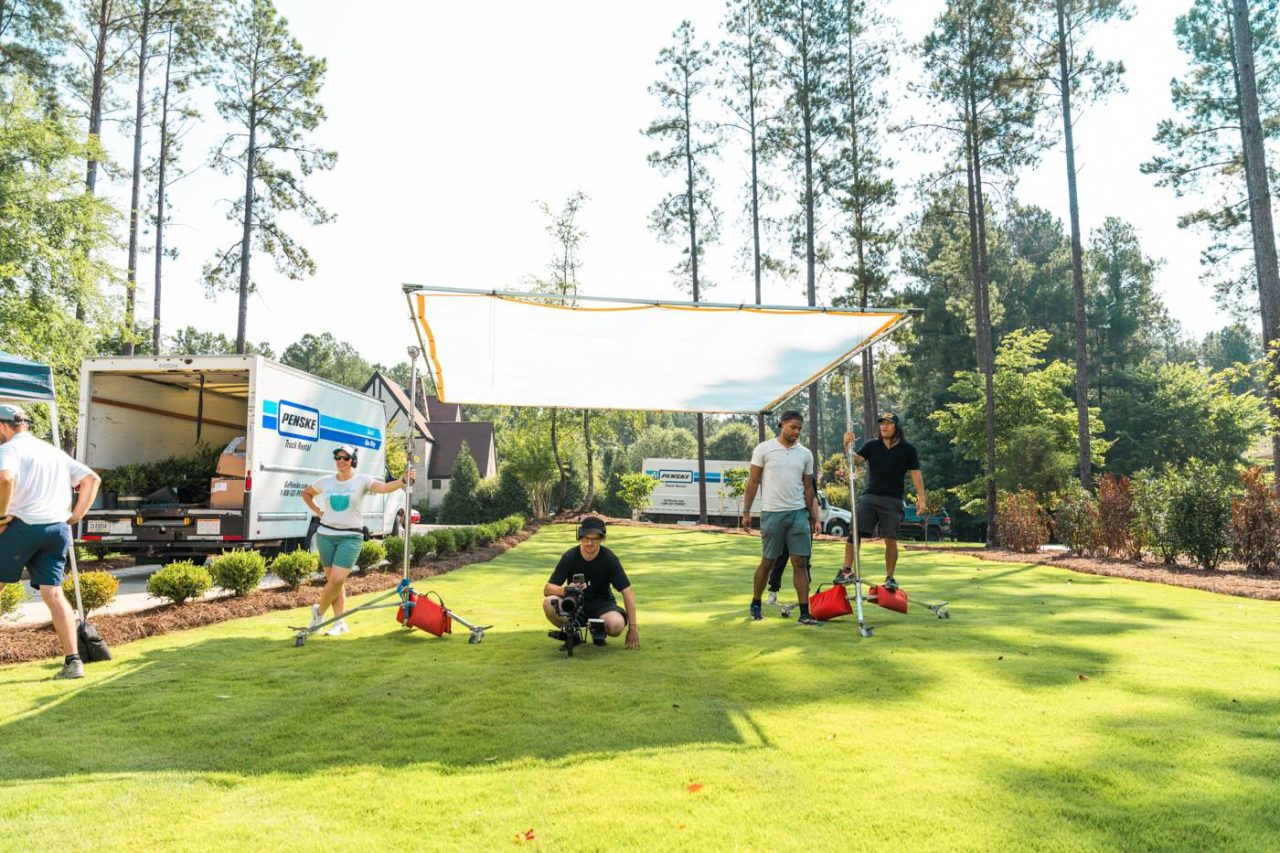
[236,109,257,354]
[1230,0,1280,495]
[80,0,113,322]
[580,410,595,512]
[124,0,151,355]
[152,26,174,354]
[1056,0,1092,491]
[966,80,997,546]
[551,407,566,512]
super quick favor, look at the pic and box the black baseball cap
[877,411,900,425]
[577,516,607,539]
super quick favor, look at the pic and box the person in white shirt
[740,410,822,626]
[0,404,101,679]
[301,444,413,635]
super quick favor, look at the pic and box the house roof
[364,372,434,443]
[427,421,496,479]
[424,395,461,422]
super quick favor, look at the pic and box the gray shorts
[852,494,903,541]
[761,509,812,559]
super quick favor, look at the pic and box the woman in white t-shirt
[301,444,412,635]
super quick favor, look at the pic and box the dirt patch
[0,523,542,666]
[931,546,1280,601]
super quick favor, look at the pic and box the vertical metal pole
[844,372,870,637]
[402,349,419,580]
[49,396,85,620]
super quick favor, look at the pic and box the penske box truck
[75,355,409,560]
[640,457,852,534]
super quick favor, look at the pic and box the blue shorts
[0,518,72,589]
[760,509,812,560]
[316,533,363,570]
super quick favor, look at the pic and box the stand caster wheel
[858,626,874,638]
[294,634,307,647]
[779,606,794,618]
[469,629,485,644]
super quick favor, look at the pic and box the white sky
[106,0,1235,367]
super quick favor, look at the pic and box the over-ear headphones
[334,446,359,468]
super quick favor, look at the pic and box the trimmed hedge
[433,528,457,556]
[147,560,213,605]
[62,570,120,614]
[382,535,405,566]
[271,549,318,589]
[356,540,387,572]
[209,550,267,596]
[410,532,434,564]
[1,581,23,616]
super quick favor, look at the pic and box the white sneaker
[309,604,322,629]
[765,591,778,606]
[325,620,349,636]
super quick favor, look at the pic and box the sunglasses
[582,535,603,543]
[334,454,352,461]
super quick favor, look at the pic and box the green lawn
[2,525,1278,850]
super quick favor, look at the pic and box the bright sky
[118,0,1232,368]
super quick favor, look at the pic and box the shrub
[504,514,525,536]
[1,582,23,616]
[995,489,1048,553]
[271,549,318,589]
[433,528,457,556]
[1052,486,1100,556]
[1132,468,1180,565]
[439,442,482,523]
[62,570,120,614]
[823,484,851,510]
[473,525,494,547]
[356,540,387,572]
[1231,467,1280,576]
[1168,460,1235,571]
[1098,474,1138,559]
[147,560,213,605]
[209,549,267,596]
[410,532,434,564]
[382,535,405,565]
[452,527,476,550]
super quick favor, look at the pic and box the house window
[431,479,442,489]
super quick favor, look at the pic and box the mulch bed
[0,522,543,666]
[930,546,1280,601]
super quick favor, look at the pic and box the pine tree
[439,441,482,524]
[203,0,335,353]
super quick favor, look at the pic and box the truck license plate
[196,519,221,535]
[88,519,132,534]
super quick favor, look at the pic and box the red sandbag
[396,591,453,636]
[809,583,853,621]
[869,584,908,613]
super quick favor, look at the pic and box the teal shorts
[760,509,812,560]
[316,533,362,570]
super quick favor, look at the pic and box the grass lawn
[2,525,1278,850]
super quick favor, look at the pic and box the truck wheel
[826,520,848,538]
[391,511,404,537]
[927,524,942,541]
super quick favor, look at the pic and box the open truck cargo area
[76,355,407,560]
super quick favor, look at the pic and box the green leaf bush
[1051,486,1100,556]
[356,540,386,572]
[209,550,267,596]
[1,582,23,616]
[410,532,435,564]
[62,570,120,614]
[433,528,456,556]
[147,560,213,605]
[270,549,318,589]
[382,535,405,565]
[1169,460,1235,570]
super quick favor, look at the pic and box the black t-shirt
[548,545,631,604]
[856,439,920,500]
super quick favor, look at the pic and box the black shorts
[582,599,628,625]
[849,494,903,541]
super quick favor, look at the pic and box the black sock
[799,604,810,618]
[65,654,81,665]
[751,598,761,608]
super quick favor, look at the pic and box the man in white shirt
[0,404,101,679]
[740,410,821,625]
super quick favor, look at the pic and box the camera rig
[547,586,606,656]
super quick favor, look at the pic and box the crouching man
[542,516,639,649]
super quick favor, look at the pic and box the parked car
[898,502,952,541]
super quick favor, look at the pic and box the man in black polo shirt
[543,516,640,649]
[835,411,926,592]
